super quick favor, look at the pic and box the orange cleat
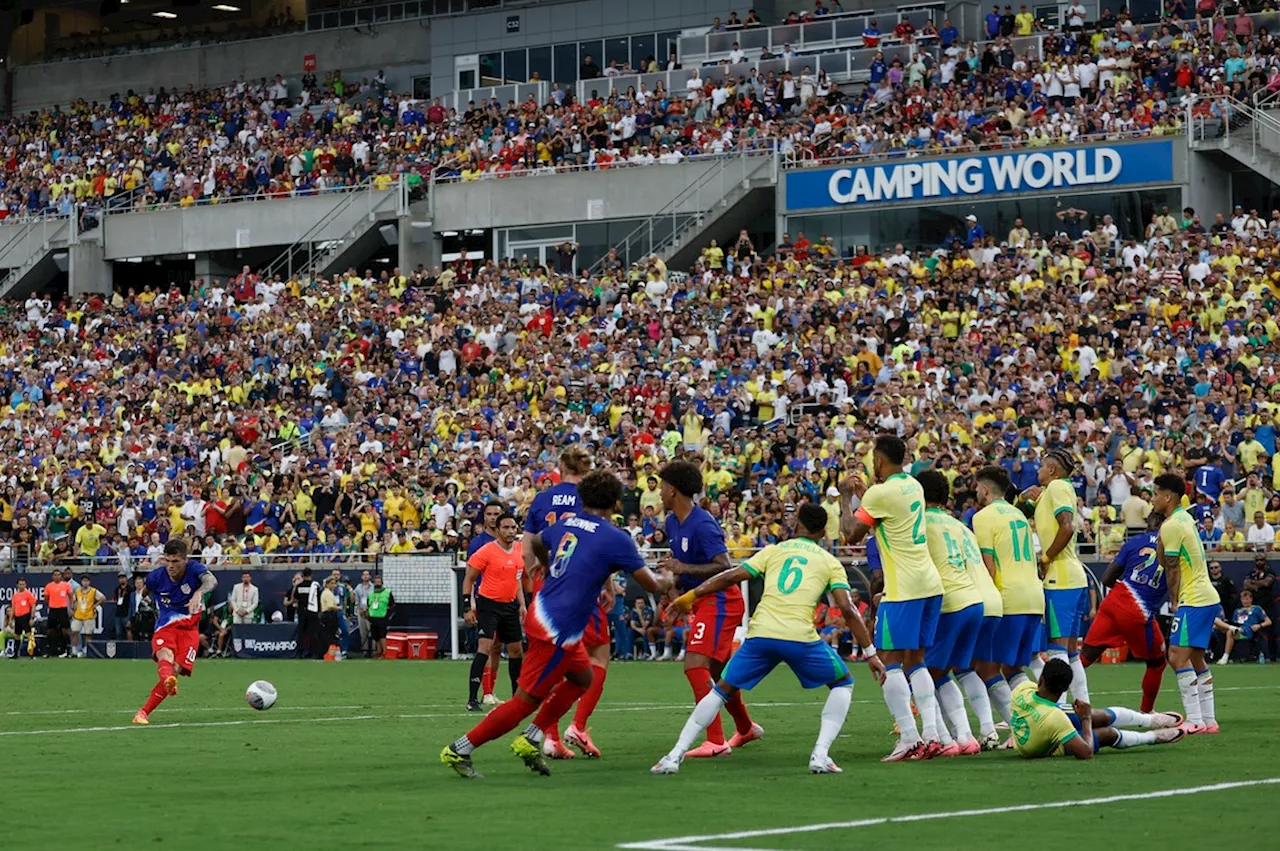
[132,711,149,725]
[564,724,601,758]
[163,675,179,697]
[911,740,943,760]
[1201,722,1220,734]
[685,741,732,758]
[542,737,576,759]
[727,722,764,749]
[1180,722,1208,735]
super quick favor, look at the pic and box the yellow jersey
[923,509,984,614]
[1160,507,1221,608]
[742,537,850,643]
[858,473,944,602]
[72,586,103,621]
[1010,680,1078,758]
[1033,479,1087,590]
[973,500,1044,616]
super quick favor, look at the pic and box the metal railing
[45,551,382,574]
[1190,95,1280,164]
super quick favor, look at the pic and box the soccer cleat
[542,737,576,759]
[510,735,551,776]
[1179,722,1208,735]
[163,675,178,696]
[132,711,149,725]
[440,745,482,779]
[685,741,732,758]
[999,736,1015,750]
[935,742,962,758]
[465,700,483,712]
[980,731,1001,751]
[808,755,842,774]
[911,740,943,760]
[1151,712,1184,729]
[727,722,765,749]
[565,724,601,758]
[1153,727,1187,746]
[650,754,683,775]
[881,739,925,762]
[1215,655,1230,665]
[957,738,982,756]
[1202,722,1220,734]
[481,693,499,706]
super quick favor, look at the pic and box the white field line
[618,778,1280,851]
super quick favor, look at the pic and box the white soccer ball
[246,680,278,711]
[270,611,284,623]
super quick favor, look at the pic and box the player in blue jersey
[1081,511,1168,712]
[132,539,217,725]
[441,470,674,779]
[658,460,759,758]
[468,503,505,706]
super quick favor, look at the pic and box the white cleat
[980,731,1001,752]
[481,693,499,706]
[809,755,842,774]
[650,754,683,775]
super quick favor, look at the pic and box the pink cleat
[1201,722,1220,734]
[564,724,601,758]
[957,738,982,756]
[882,740,926,762]
[542,737,576,759]
[685,741,732,758]
[1151,712,1184,729]
[935,742,962,758]
[1179,722,1208,735]
[910,740,943,760]
[727,723,764,749]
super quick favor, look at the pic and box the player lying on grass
[651,504,886,775]
[1010,657,1185,759]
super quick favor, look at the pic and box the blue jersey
[665,506,728,592]
[466,530,494,560]
[1230,604,1267,633]
[145,560,211,630]
[532,515,645,644]
[524,482,580,536]
[1114,531,1165,616]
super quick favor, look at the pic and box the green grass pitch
[2,659,1277,850]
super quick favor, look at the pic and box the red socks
[533,678,588,731]
[1141,659,1166,713]
[724,690,753,736]
[482,666,496,696]
[685,667,726,745]
[158,659,175,681]
[572,664,608,729]
[466,695,537,748]
[141,680,169,716]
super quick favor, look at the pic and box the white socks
[1069,653,1091,703]
[908,665,940,741]
[1111,729,1157,749]
[813,685,852,761]
[1008,670,1029,689]
[933,704,954,745]
[936,677,974,743]
[961,671,998,736]
[986,675,1013,724]
[1107,706,1155,728]
[669,689,726,758]
[1028,653,1046,681]
[1196,669,1216,726]
[883,667,920,743]
[1175,668,1203,725]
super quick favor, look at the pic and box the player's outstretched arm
[674,565,752,611]
[1099,553,1125,587]
[837,475,868,545]
[631,566,675,598]
[833,587,884,682]
[664,552,732,579]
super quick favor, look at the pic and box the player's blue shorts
[925,603,984,670]
[1044,588,1089,640]
[971,615,1002,664]
[875,595,942,651]
[1066,711,1101,754]
[722,637,852,690]
[672,626,686,642]
[820,625,849,639]
[1171,604,1221,649]
[993,613,1044,668]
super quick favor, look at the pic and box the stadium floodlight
[153,11,177,18]
[212,4,241,10]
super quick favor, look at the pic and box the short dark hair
[497,512,518,526]
[915,469,950,505]
[874,434,907,466]
[1154,473,1186,498]
[659,461,703,498]
[163,539,188,557]
[302,567,313,578]
[797,503,827,536]
[1041,657,1073,697]
[579,470,624,511]
[976,465,1011,494]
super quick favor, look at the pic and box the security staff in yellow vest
[71,575,106,658]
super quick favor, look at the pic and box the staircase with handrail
[0,215,74,299]
[259,180,406,282]
[1191,96,1280,186]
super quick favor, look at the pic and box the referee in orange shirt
[43,569,73,658]
[462,513,526,711]
[10,578,36,657]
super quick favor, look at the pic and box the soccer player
[462,513,526,711]
[1009,658,1184,759]
[839,434,946,761]
[132,539,217,724]
[468,503,504,705]
[1080,511,1168,711]
[651,504,885,775]
[658,460,759,758]
[441,471,673,779]
[971,466,1041,734]
[1020,448,1092,706]
[916,470,986,756]
[1152,473,1221,734]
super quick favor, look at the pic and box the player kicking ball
[441,471,674,779]
[133,539,217,724]
[1010,658,1184,759]
[651,504,885,775]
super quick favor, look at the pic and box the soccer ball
[270,610,284,623]
[246,680,278,711]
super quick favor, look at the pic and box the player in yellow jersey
[916,470,986,756]
[1010,658,1184,759]
[1153,473,1222,735]
[650,504,884,775]
[1019,448,1093,706]
[972,466,1042,735]
[839,434,946,762]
